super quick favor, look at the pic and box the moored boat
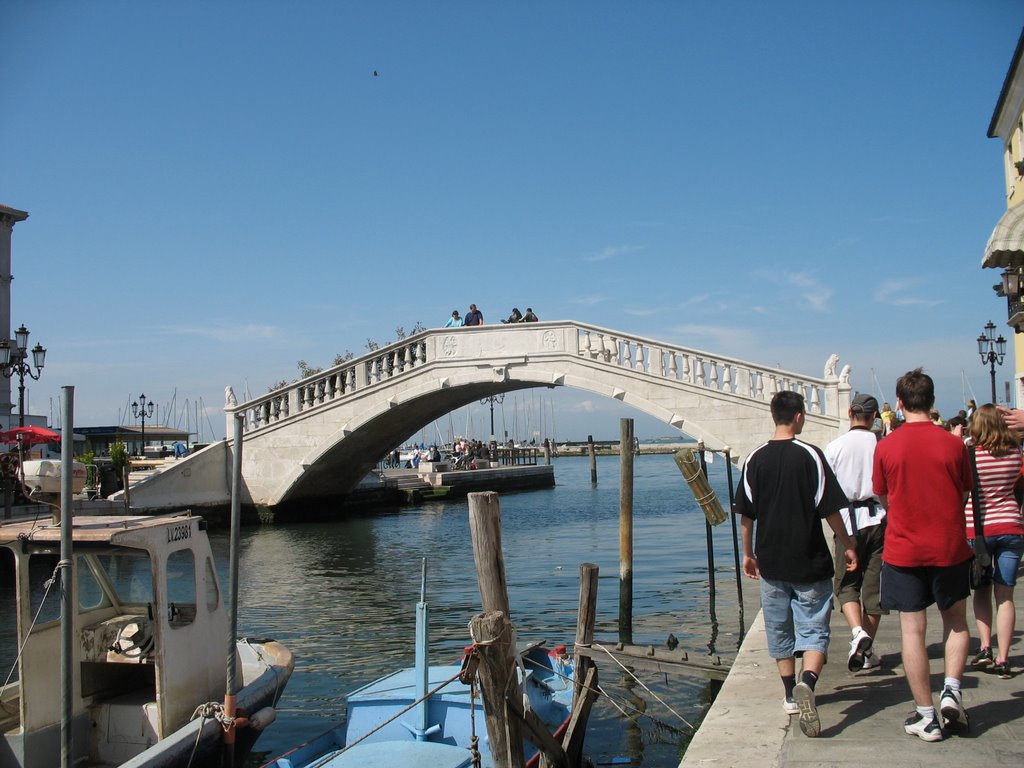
[0,513,294,768]
[263,563,574,768]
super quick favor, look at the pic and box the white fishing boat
[0,513,294,768]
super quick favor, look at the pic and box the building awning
[983,204,1024,268]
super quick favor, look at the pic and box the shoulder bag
[968,445,993,590]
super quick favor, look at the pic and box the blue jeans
[760,577,832,659]
[984,534,1024,587]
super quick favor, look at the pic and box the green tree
[109,441,129,475]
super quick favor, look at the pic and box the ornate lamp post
[132,394,155,455]
[480,394,505,441]
[0,324,46,427]
[977,320,1007,404]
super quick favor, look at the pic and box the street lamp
[0,324,46,427]
[132,394,155,456]
[977,320,1007,404]
[479,394,505,441]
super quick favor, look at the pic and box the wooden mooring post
[618,418,634,644]
[468,492,523,768]
[587,435,597,484]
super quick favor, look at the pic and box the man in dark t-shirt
[735,390,856,738]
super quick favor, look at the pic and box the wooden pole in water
[468,492,523,768]
[587,435,597,484]
[573,563,598,707]
[618,418,634,644]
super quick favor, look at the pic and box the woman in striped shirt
[965,404,1024,679]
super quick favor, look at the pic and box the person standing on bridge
[444,310,463,327]
[735,390,856,738]
[873,368,973,741]
[464,303,483,326]
[824,393,887,675]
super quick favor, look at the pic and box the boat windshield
[77,550,154,612]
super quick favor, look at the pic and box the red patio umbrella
[0,425,61,447]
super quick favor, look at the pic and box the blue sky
[2,1,1022,442]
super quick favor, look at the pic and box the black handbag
[968,446,993,590]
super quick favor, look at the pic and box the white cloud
[583,244,644,262]
[570,294,607,306]
[571,399,597,413]
[754,269,832,311]
[873,279,944,307]
[154,323,284,343]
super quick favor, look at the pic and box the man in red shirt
[873,369,972,742]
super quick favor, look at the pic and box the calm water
[211,453,750,768]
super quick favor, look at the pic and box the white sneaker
[782,696,799,714]
[847,628,873,672]
[939,686,969,732]
[793,681,820,737]
[858,650,881,674]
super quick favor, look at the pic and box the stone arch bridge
[126,322,851,513]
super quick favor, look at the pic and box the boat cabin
[0,515,230,768]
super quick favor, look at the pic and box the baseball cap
[850,393,879,415]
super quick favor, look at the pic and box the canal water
[212,452,749,768]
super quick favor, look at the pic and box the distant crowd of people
[443,304,539,327]
[737,370,1022,743]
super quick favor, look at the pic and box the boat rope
[592,642,695,730]
[185,703,222,768]
[520,651,694,734]
[0,559,67,715]
[304,668,464,768]
[469,675,482,768]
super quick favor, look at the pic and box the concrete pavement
[681,585,1024,767]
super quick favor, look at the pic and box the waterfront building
[983,28,1024,404]
[0,204,29,430]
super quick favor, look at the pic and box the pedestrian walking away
[964,404,1024,680]
[824,393,887,675]
[873,368,973,742]
[735,390,857,738]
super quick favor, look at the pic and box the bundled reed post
[673,447,728,525]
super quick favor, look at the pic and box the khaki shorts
[834,521,889,615]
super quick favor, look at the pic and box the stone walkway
[681,584,1024,767]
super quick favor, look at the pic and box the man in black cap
[824,393,888,674]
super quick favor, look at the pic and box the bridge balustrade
[237,338,430,433]
[576,327,827,414]
[230,322,838,439]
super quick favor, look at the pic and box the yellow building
[984,28,1024,405]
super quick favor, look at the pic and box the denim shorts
[983,534,1024,587]
[759,577,832,659]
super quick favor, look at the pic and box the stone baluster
[668,352,678,379]
[810,385,820,414]
[581,330,593,357]
[732,365,746,397]
[722,363,732,393]
[404,344,413,369]
[681,354,691,383]
[623,340,632,368]
[695,358,705,387]
[347,368,357,392]
[709,361,719,389]
[635,343,646,371]
[374,357,383,384]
